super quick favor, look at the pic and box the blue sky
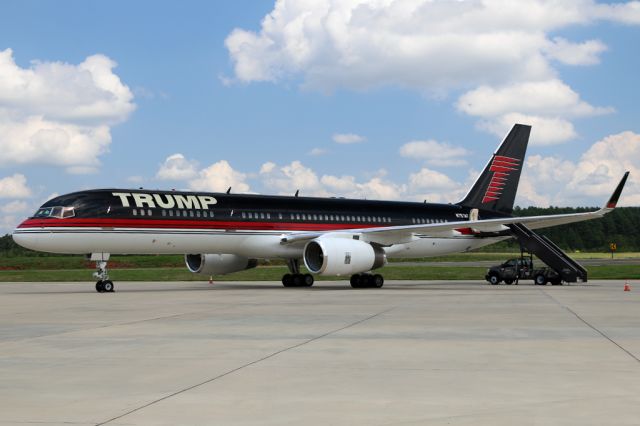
[1,0,639,232]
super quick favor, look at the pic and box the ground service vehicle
[485,255,562,285]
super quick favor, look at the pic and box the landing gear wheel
[282,274,293,287]
[292,274,303,286]
[102,280,114,292]
[92,256,113,293]
[350,274,384,288]
[350,275,359,287]
[504,279,514,285]
[534,274,547,286]
[373,274,384,288]
[488,274,501,285]
[303,274,314,287]
[282,273,314,287]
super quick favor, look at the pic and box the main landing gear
[281,259,314,287]
[91,253,114,293]
[350,273,384,288]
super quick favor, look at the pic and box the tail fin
[457,124,531,215]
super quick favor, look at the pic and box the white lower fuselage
[13,226,501,259]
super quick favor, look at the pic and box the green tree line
[2,207,639,257]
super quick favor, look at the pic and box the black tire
[551,278,562,285]
[282,274,293,287]
[303,274,314,287]
[504,279,514,285]
[292,274,303,287]
[95,281,104,293]
[534,274,547,286]
[373,274,384,288]
[350,274,363,288]
[102,280,114,292]
[488,273,501,285]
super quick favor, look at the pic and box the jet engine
[303,238,386,276]
[185,254,258,275]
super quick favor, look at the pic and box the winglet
[605,171,630,209]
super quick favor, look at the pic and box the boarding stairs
[508,223,588,283]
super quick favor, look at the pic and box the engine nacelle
[185,254,258,275]
[303,238,386,276]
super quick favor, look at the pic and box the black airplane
[13,124,629,292]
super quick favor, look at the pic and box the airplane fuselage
[13,189,504,258]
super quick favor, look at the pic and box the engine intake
[185,254,258,275]
[303,238,386,276]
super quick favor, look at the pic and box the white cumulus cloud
[189,160,251,193]
[0,174,32,198]
[156,153,199,181]
[225,1,636,144]
[0,200,30,215]
[400,140,470,166]
[457,80,613,145]
[225,0,638,91]
[0,48,135,173]
[260,160,327,196]
[516,131,640,206]
[544,37,607,66]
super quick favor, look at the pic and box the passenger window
[168,210,173,217]
[278,213,283,220]
[196,211,201,217]
[132,209,137,216]
[148,209,152,216]
[267,213,271,219]
[140,210,145,216]
[162,210,166,217]
[242,212,246,218]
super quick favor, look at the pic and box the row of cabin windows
[294,213,390,223]
[242,211,391,223]
[132,209,215,218]
[132,208,393,223]
[411,217,448,224]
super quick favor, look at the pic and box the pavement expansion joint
[538,288,640,364]
[94,306,396,426]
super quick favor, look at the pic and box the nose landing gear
[91,253,114,293]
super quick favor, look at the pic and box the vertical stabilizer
[457,124,530,215]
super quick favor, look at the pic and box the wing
[281,172,629,247]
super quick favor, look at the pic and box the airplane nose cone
[12,219,41,251]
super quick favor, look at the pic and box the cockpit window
[34,207,53,218]
[33,206,75,219]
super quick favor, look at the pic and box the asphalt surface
[1,280,640,425]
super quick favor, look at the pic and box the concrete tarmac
[1,280,639,425]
